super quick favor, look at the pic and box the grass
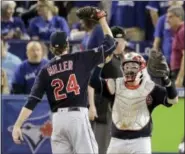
[152,98,184,153]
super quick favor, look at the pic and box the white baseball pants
[107,136,151,154]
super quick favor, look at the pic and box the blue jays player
[91,51,178,154]
[12,7,118,154]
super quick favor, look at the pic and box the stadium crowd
[1,1,185,154]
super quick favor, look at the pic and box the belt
[68,107,80,111]
[57,107,80,112]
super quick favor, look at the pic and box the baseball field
[152,98,184,153]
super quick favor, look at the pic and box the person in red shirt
[167,5,185,87]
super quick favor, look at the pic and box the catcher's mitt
[147,49,170,78]
[76,6,106,21]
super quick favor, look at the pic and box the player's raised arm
[76,6,118,70]
[12,68,46,144]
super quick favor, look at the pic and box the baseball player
[90,50,178,154]
[12,7,118,154]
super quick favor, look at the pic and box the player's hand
[88,105,98,121]
[12,126,24,144]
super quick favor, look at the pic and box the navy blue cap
[111,26,126,39]
[50,31,68,48]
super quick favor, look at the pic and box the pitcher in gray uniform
[90,51,178,154]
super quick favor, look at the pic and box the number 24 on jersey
[51,74,80,101]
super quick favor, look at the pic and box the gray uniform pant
[51,107,98,154]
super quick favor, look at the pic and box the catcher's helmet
[50,31,68,55]
[121,52,146,82]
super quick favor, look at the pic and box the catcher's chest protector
[112,77,155,131]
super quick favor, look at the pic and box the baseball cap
[111,26,126,39]
[111,26,135,51]
[50,31,68,48]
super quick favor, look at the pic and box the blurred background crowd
[1,0,185,95]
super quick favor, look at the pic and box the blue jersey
[2,52,22,87]
[28,16,70,41]
[26,35,117,112]
[1,17,26,36]
[11,59,48,94]
[146,1,169,16]
[110,1,147,29]
[154,15,173,64]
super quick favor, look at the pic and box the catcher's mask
[121,52,146,83]
[50,31,69,56]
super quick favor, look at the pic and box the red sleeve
[179,26,185,52]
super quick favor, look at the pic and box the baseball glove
[76,6,106,21]
[147,49,170,78]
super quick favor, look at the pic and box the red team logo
[40,121,52,137]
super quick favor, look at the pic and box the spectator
[21,0,51,27]
[153,1,184,65]
[1,40,22,87]
[11,41,48,94]
[1,69,10,94]
[167,6,185,87]
[1,1,28,40]
[28,1,70,41]
[110,1,148,41]
[146,1,169,27]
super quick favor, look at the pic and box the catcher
[90,49,178,153]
